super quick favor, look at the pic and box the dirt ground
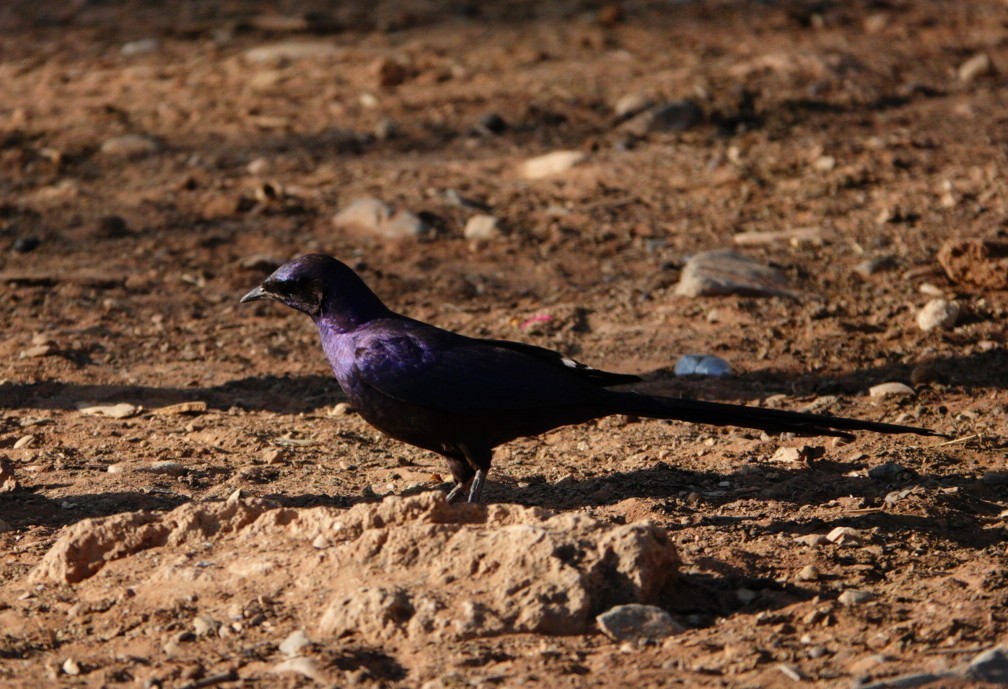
[2,1,1008,687]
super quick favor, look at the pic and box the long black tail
[611,391,941,441]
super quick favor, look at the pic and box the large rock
[675,250,797,299]
[31,495,273,584]
[32,493,680,640]
[333,197,429,239]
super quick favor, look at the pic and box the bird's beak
[240,285,270,304]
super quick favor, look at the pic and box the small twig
[177,669,239,689]
[933,433,980,448]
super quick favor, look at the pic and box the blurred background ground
[1,1,1007,687]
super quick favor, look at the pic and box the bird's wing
[479,338,642,387]
[351,326,612,413]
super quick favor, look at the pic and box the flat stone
[868,462,911,481]
[826,526,862,544]
[19,344,55,358]
[733,227,825,247]
[596,604,684,642]
[151,401,207,416]
[519,150,587,180]
[77,402,140,419]
[868,382,914,398]
[333,197,428,239]
[244,42,339,64]
[675,250,796,299]
[837,589,874,606]
[99,134,160,158]
[137,461,186,476]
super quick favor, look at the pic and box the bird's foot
[445,481,470,503]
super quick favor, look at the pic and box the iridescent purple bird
[241,254,937,503]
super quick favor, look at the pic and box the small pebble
[13,435,35,449]
[520,150,586,180]
[78,402,140,419]
[675,250,795,299]
[328,402,354,416]
[868,461,910,481]
[62,658,81,676]
[463,214,503,242]
[868,382,914,398]
[95,215,130,238]
[121,38,159,56]
[797,565,820,581]
[12,236,41,253]
[137,461,186,476]
[279,629,312,657]
[958,52,993,82]
[614,92,654,119]
[373,118,398,140]
[596,604,685,642]
[475,112,507,135]
[244,42,338,64]
[826,526,862,544]
[853,255,897,278]
[374,56,409,88]
[193,615,218,637]
[99,134,160,158]
[838,589,874,607]
[19,344,55,359]
[917,298,961,332]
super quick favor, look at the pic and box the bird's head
[240,254,389,328]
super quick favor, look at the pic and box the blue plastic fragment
[674,354,732,377]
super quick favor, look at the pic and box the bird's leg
[445,480,471,503]
[443,451,475,503]
[467,469,486,503]
[456,443,493,504]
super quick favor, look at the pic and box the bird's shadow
[3,349,1004,416]
[0,373,346,415]
[497,459,1007,550]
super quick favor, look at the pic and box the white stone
[463,214,502,242]
[868,382,915,398]
[519,150,586,180]
[916,298,961,332]
[675,250,795,299]
[244,42,339,64]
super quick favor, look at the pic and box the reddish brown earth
[1,1,1007,687]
